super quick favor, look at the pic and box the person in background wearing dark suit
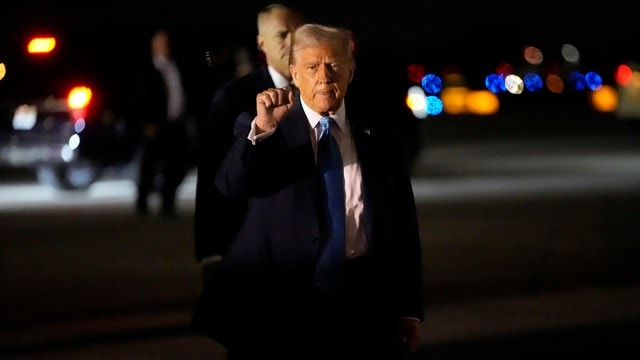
[193,4,305,284]
[191,23,424,359]
[133,28,193,218]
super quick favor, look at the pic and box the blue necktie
[315,116,345,296]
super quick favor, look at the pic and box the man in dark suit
[192,23,424,359]
[193,4,305,283]
[133,28,192,217]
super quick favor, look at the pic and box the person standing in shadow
[132,28,193,218]
[193,3,305,284]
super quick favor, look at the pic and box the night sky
[3,0,640,107]
[4,1,638,63]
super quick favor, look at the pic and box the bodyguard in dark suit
[193,4,305,281]
[133,28,192,217]
[192,23,424,359]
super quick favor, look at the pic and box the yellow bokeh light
[590,85,618,113]
[441,86,469,115]
[68,86,92,109]
[27,37,56,54]
[406,93,426,112]
[466,90,500,115]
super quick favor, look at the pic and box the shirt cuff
[248,118,276,144]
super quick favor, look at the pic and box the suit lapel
[258,67,276,92]
[278,103,324,240]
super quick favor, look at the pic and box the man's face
[258,9,304,79]
[290,43,354,115]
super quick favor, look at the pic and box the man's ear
[256,35,263,52]
[348,69,355,83]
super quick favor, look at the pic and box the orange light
[27,37,56,54]
[546,74,564,94]
[466,90,500,115]
[441,86,469,114]
[68,86,92,109]
[590,85,618,113]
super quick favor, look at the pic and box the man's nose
[318,64,333,82]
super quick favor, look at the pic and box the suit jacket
[191,94,424,348]
[131,59,169,131]
[194,67,275,260]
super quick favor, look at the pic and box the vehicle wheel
[36,161,100,190]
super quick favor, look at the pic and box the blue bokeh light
[524,73,543,92]
[426,95,443,115]
[568,71,587,91]
[485,73,505,94]
[585,71,603,90]
[421,73,443,94]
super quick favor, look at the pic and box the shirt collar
[300,97,347,132]
[267,65,290,89]
[152,55,171,70]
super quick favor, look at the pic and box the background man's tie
[315,116,345,297]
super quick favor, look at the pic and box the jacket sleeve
[214,111,254,198]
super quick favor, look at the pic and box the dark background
[4,1,639,123]
[5,1,639,72]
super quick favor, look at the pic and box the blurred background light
[546,74,564,93]
[561,43,580,64]
[568,71,587,91]
[426,95,443,116]
[68,134,80,150]
[68,86,92,109]
[74,119,86,133]
[485,73,505,94]
[495,62,514,75]
[590,84,618,113]
[466,90,499,115]
[27,36,56,54]
[614,64,633,86]
[421,73,443,94]
[407,63,427,84]
[524,72,543,92]
[505,74,524,94]
[523,45,543,65]
[406,85,428,119]
[585,71,603,91]
[441,87,468,115]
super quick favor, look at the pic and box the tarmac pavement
[3,285,640,359]
[3,117,640,358]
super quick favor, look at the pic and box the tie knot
[318,116,332,140]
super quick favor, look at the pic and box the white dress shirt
[266,65,290,89]
[153,55,186,121]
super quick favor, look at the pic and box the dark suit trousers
[225,256,403,360]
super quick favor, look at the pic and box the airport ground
[2,113,640,358]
